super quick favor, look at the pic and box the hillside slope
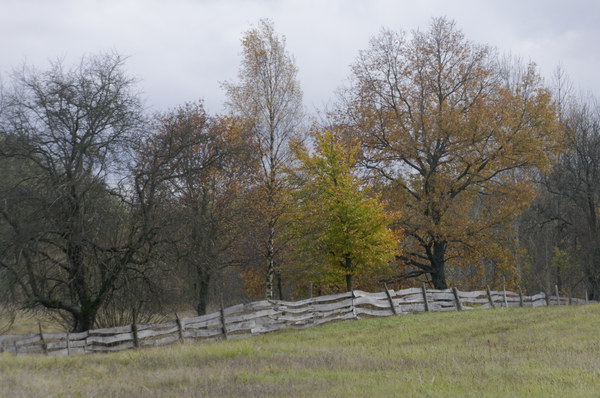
[1,305,599,397]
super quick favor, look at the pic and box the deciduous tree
[0,53,152,332]
[344,18,560,289]
[223,19,304,299]
[291,131,399,292]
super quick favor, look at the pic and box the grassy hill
[1,304,599,397]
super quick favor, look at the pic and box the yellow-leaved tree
[290,131,400,292]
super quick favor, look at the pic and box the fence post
[66,332,71,356]
[555,285,561,306]
[486,286,496,309]
[351,290,358,319]
[220,292,228,340]
[518,286,524,307]
[175,313,185,344]
[421,284,430,312]
[452,287,463,311]
[568,288,572,305]
[132,309,140,349]
[383,283,398,315]
[585,290,589,304]
[38,322,48,356]
[544,290,550,306]
[503,279,508,308]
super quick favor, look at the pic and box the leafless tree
[0,53,157,332]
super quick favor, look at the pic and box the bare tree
[135,103,255,314]
[223,19,304,299]
[0,53,153,332]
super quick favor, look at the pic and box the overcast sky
[2,0,599,114]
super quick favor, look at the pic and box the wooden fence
[0,286,594,356]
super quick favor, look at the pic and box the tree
[136,103,255,314]
[344,18,560,289]
[291,131,399,292]
[223,19,304,299]
[0,53,152,332]
[527,97,600,298]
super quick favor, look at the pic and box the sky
[1,0,599,115]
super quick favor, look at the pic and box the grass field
[1,304,599,397]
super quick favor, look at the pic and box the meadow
[1,304,599,397]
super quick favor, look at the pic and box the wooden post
[518,286,524,307]
[132,308,140,348]
[544,290,550,306]
[503,278,508,308]
[384,283,398,315]
[555,284,561,306]
[175,313,185,344]
[452,287,463,311]
[421,284,430,312]
[220,292,228,339]
[486,286,496,309]
[568,288,572,305]
[66,332,71,356]
[351,290,358,319]
[585,290,589,304]
[38,322,48,356]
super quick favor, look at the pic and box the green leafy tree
[291,131,399,292]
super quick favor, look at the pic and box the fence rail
[0,287,595,356]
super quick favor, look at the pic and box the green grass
[2,305,600,397]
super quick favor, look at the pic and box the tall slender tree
[223,19,303,299]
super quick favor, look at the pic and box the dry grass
[1,304,600,397]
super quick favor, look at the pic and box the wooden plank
[429,292,455,301]
[354,307,395,317]
[353,295,392,309]
[456,290,487,299]
[352,290,390,300]
[183,317,222,330]
[46,339,87,351]
[224,309,280,324]
[13,335,42,346]
[226,320,257,333]
[136,326,179,340]
[459,297,492,305]
[392,287,423,297]
[140,333,180,347]
[0,333,38,343]
[183,328,223,339]
[311,298,354,313]
[87,341,135,352]
[89,325,132,335]
[86,332,134,345]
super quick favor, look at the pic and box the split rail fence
[0,286,595,356]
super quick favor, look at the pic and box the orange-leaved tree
[343,17,561,289]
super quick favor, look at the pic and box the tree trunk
[345,274,353,292]
[195,272,211,316]
[72,309,96,333]
[429,240,448,289]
